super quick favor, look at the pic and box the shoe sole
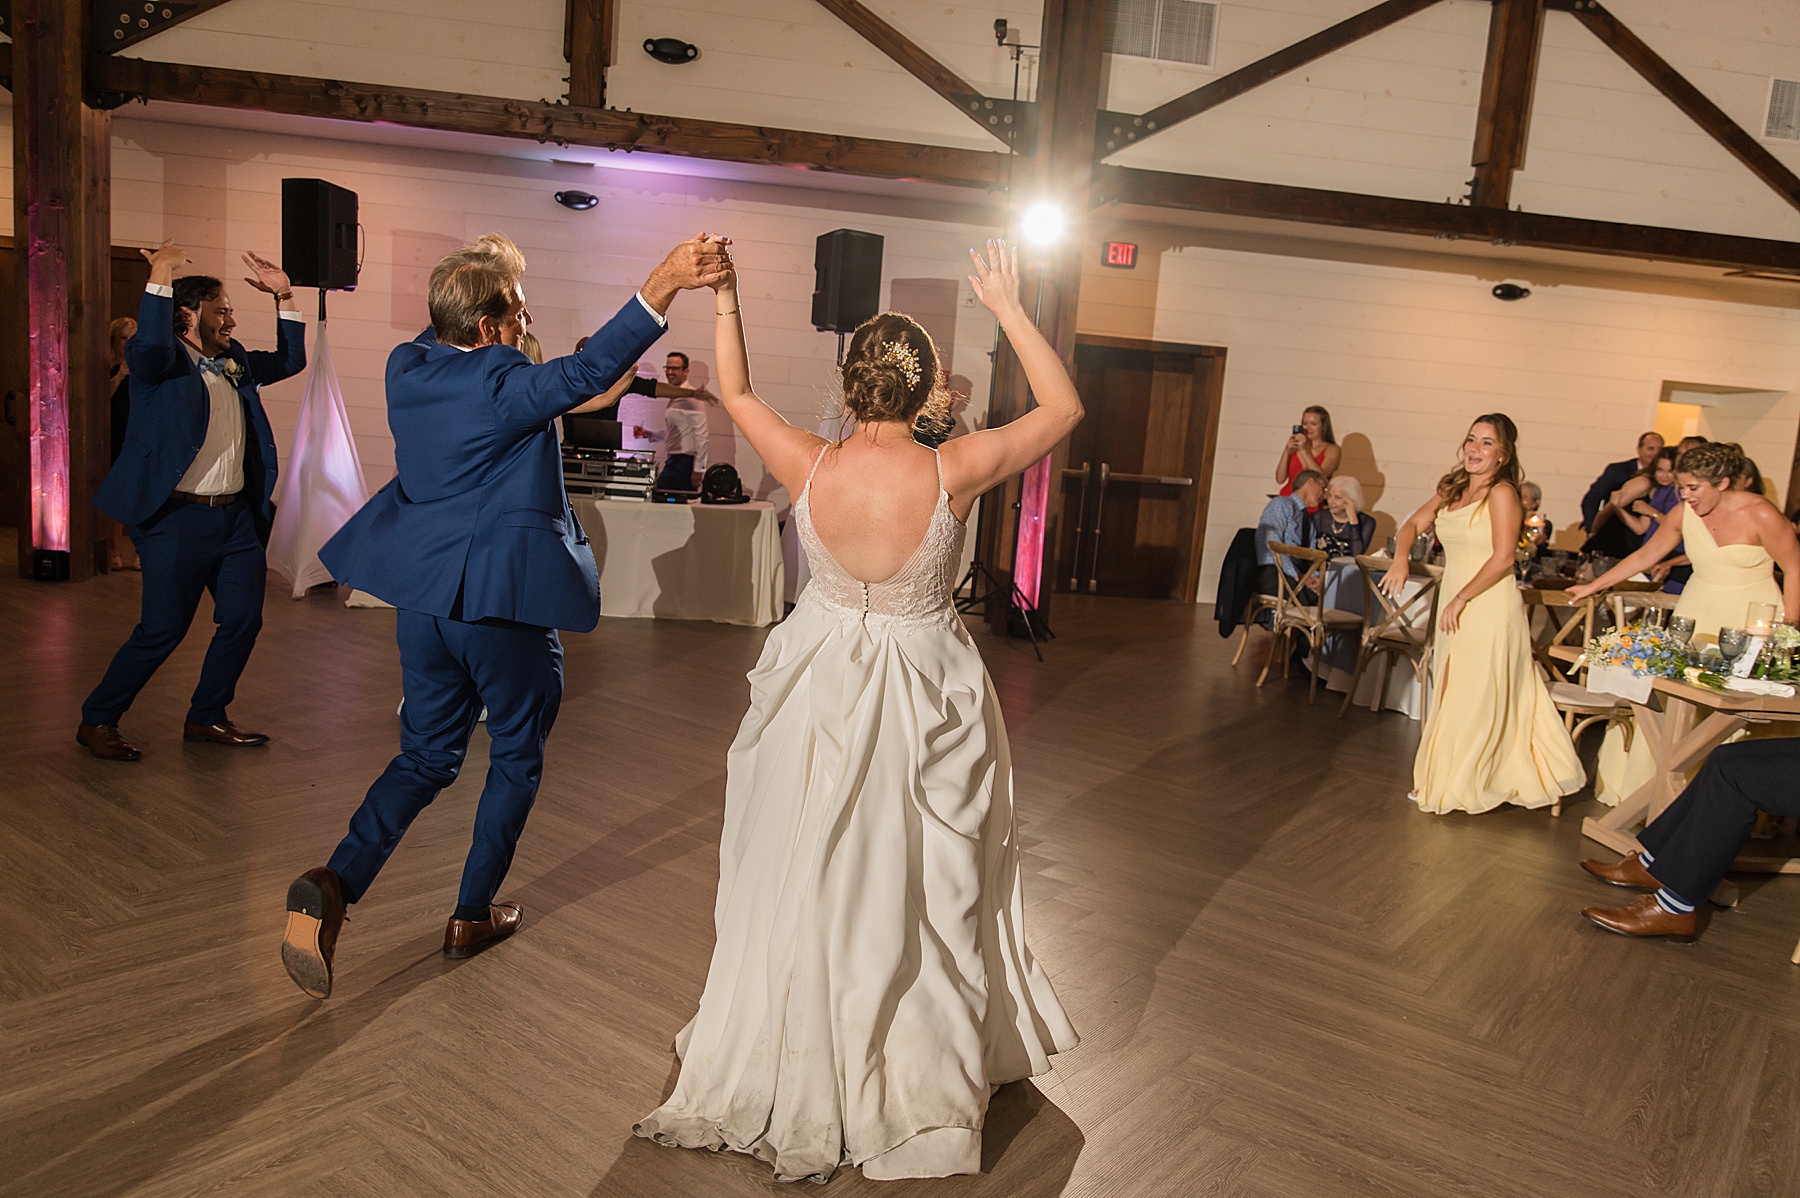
[281,876,332,998]
[1579,861,1657,891]
[1581,910,1697,943]
[184,735,269,746]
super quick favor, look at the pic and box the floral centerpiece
[1582,623,1689,702]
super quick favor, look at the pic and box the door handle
[1108,471,1193,486]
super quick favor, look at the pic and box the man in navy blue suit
[78,240,307,761]
[280,232,730,998]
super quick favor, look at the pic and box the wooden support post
[976,0,1105,628]
[12,0,112,579]
[566,0,611,109]
[1470,0,1545,208]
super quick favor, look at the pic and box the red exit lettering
[1103,241,1137,268]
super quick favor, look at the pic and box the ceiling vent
[1764,77,1800,141]
[1106,0,1218,68]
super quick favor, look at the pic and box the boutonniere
[221,359,247,386]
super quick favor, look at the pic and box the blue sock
[1655,888,1695,915]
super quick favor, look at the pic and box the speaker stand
[953,556,1047,662]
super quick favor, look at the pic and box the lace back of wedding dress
[794,448,965,629]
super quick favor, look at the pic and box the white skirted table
[575,498,784,626]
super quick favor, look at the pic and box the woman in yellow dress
[1572,442,1800,804]
[1382,414,1584,815]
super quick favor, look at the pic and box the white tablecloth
[1312,556,1429,720]
[576,498,784,626]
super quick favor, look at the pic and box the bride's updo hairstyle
[839,312,952,432]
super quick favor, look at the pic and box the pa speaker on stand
[812,229,883,361]
[282,177,360,320]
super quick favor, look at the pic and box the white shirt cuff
[277,310,304,322]
[635,292,669,328]
[145,282,174,297]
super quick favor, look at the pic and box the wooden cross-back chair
[1257,542,1363,704]
[1338,555,1443,721]
[1607,589,1681,635]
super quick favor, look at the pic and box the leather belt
[171,490,240,507]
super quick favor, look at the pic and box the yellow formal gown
[1593,507,1783,805]
[1412,499,1585,814]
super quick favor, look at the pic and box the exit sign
[1103,241,1138,269]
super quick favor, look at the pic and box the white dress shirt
[145,282,304,495]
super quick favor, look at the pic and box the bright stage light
[1021,201,1065,246]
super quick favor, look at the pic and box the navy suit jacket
[94,289,306,535]
[320,296,665,632]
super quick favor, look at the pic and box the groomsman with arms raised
[78,240,306,760]
[280,232,730,999]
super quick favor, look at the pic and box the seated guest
[1613,447,1687,590]
[1580,738,1800,940]
[1581,431,1663,557]
[1518,480,1551,553]
[1730,444,1776,500]
[1274,406,1340,497]
[1256,469,1324,595]
[1310,475,1375,559]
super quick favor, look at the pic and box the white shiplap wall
[1080,242,1800,596]
[99,116,1004,503]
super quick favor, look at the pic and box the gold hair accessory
[877,341,921,389]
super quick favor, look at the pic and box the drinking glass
[1719,627,1750,674]
[1746,601,1778,636]
[1669,615,1695,649]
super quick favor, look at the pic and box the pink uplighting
[27,218,73,555]
[1012,455,1051,608]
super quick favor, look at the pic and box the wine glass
[1719,627,1750,675]
[1670,615,1695,651]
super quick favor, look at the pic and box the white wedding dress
[634,449,1078,1182]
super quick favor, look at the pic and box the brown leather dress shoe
[1580,853,1660,891]
[77,723,142,761]
[282,867,347,998]
[443,901,523,959]
[1582,893,1699,942]
[184,720,270,746]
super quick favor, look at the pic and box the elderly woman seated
[1310,475,1377,561]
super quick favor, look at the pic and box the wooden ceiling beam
[87,55,1011,189]
[1097,0,1448,155]
[93,0,242,54]
[1096,165,1800,274]
[809,0,1022,146]
[1553,0,1800,217]
[1469,0,1546,208]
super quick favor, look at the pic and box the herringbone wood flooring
[2,557,1798,1197]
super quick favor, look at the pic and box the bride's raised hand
[968,239,1024,321]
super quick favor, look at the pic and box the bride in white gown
[633,239,1081,1182]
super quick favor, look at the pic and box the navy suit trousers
[82,496,266,728]
[328,609,563,920]
[1640,737,1800,904]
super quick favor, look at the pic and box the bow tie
[198,356,231,377]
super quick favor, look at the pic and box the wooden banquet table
[574,498,785,627]
[1551,645,1800,873]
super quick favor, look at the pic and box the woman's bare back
[806,438,951,584]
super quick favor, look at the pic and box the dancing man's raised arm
[705,237,827,497]
[939,241,1084,509]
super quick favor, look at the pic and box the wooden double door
[1054,336,1224,601]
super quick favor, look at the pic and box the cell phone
[1292,424,1303,435]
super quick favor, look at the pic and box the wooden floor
[3,555,1799,1198]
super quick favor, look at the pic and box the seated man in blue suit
[78,239,306,761]
[280,232,730,998]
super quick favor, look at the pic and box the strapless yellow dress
[1594,508,1783,805]
[1412,500,1584,814]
